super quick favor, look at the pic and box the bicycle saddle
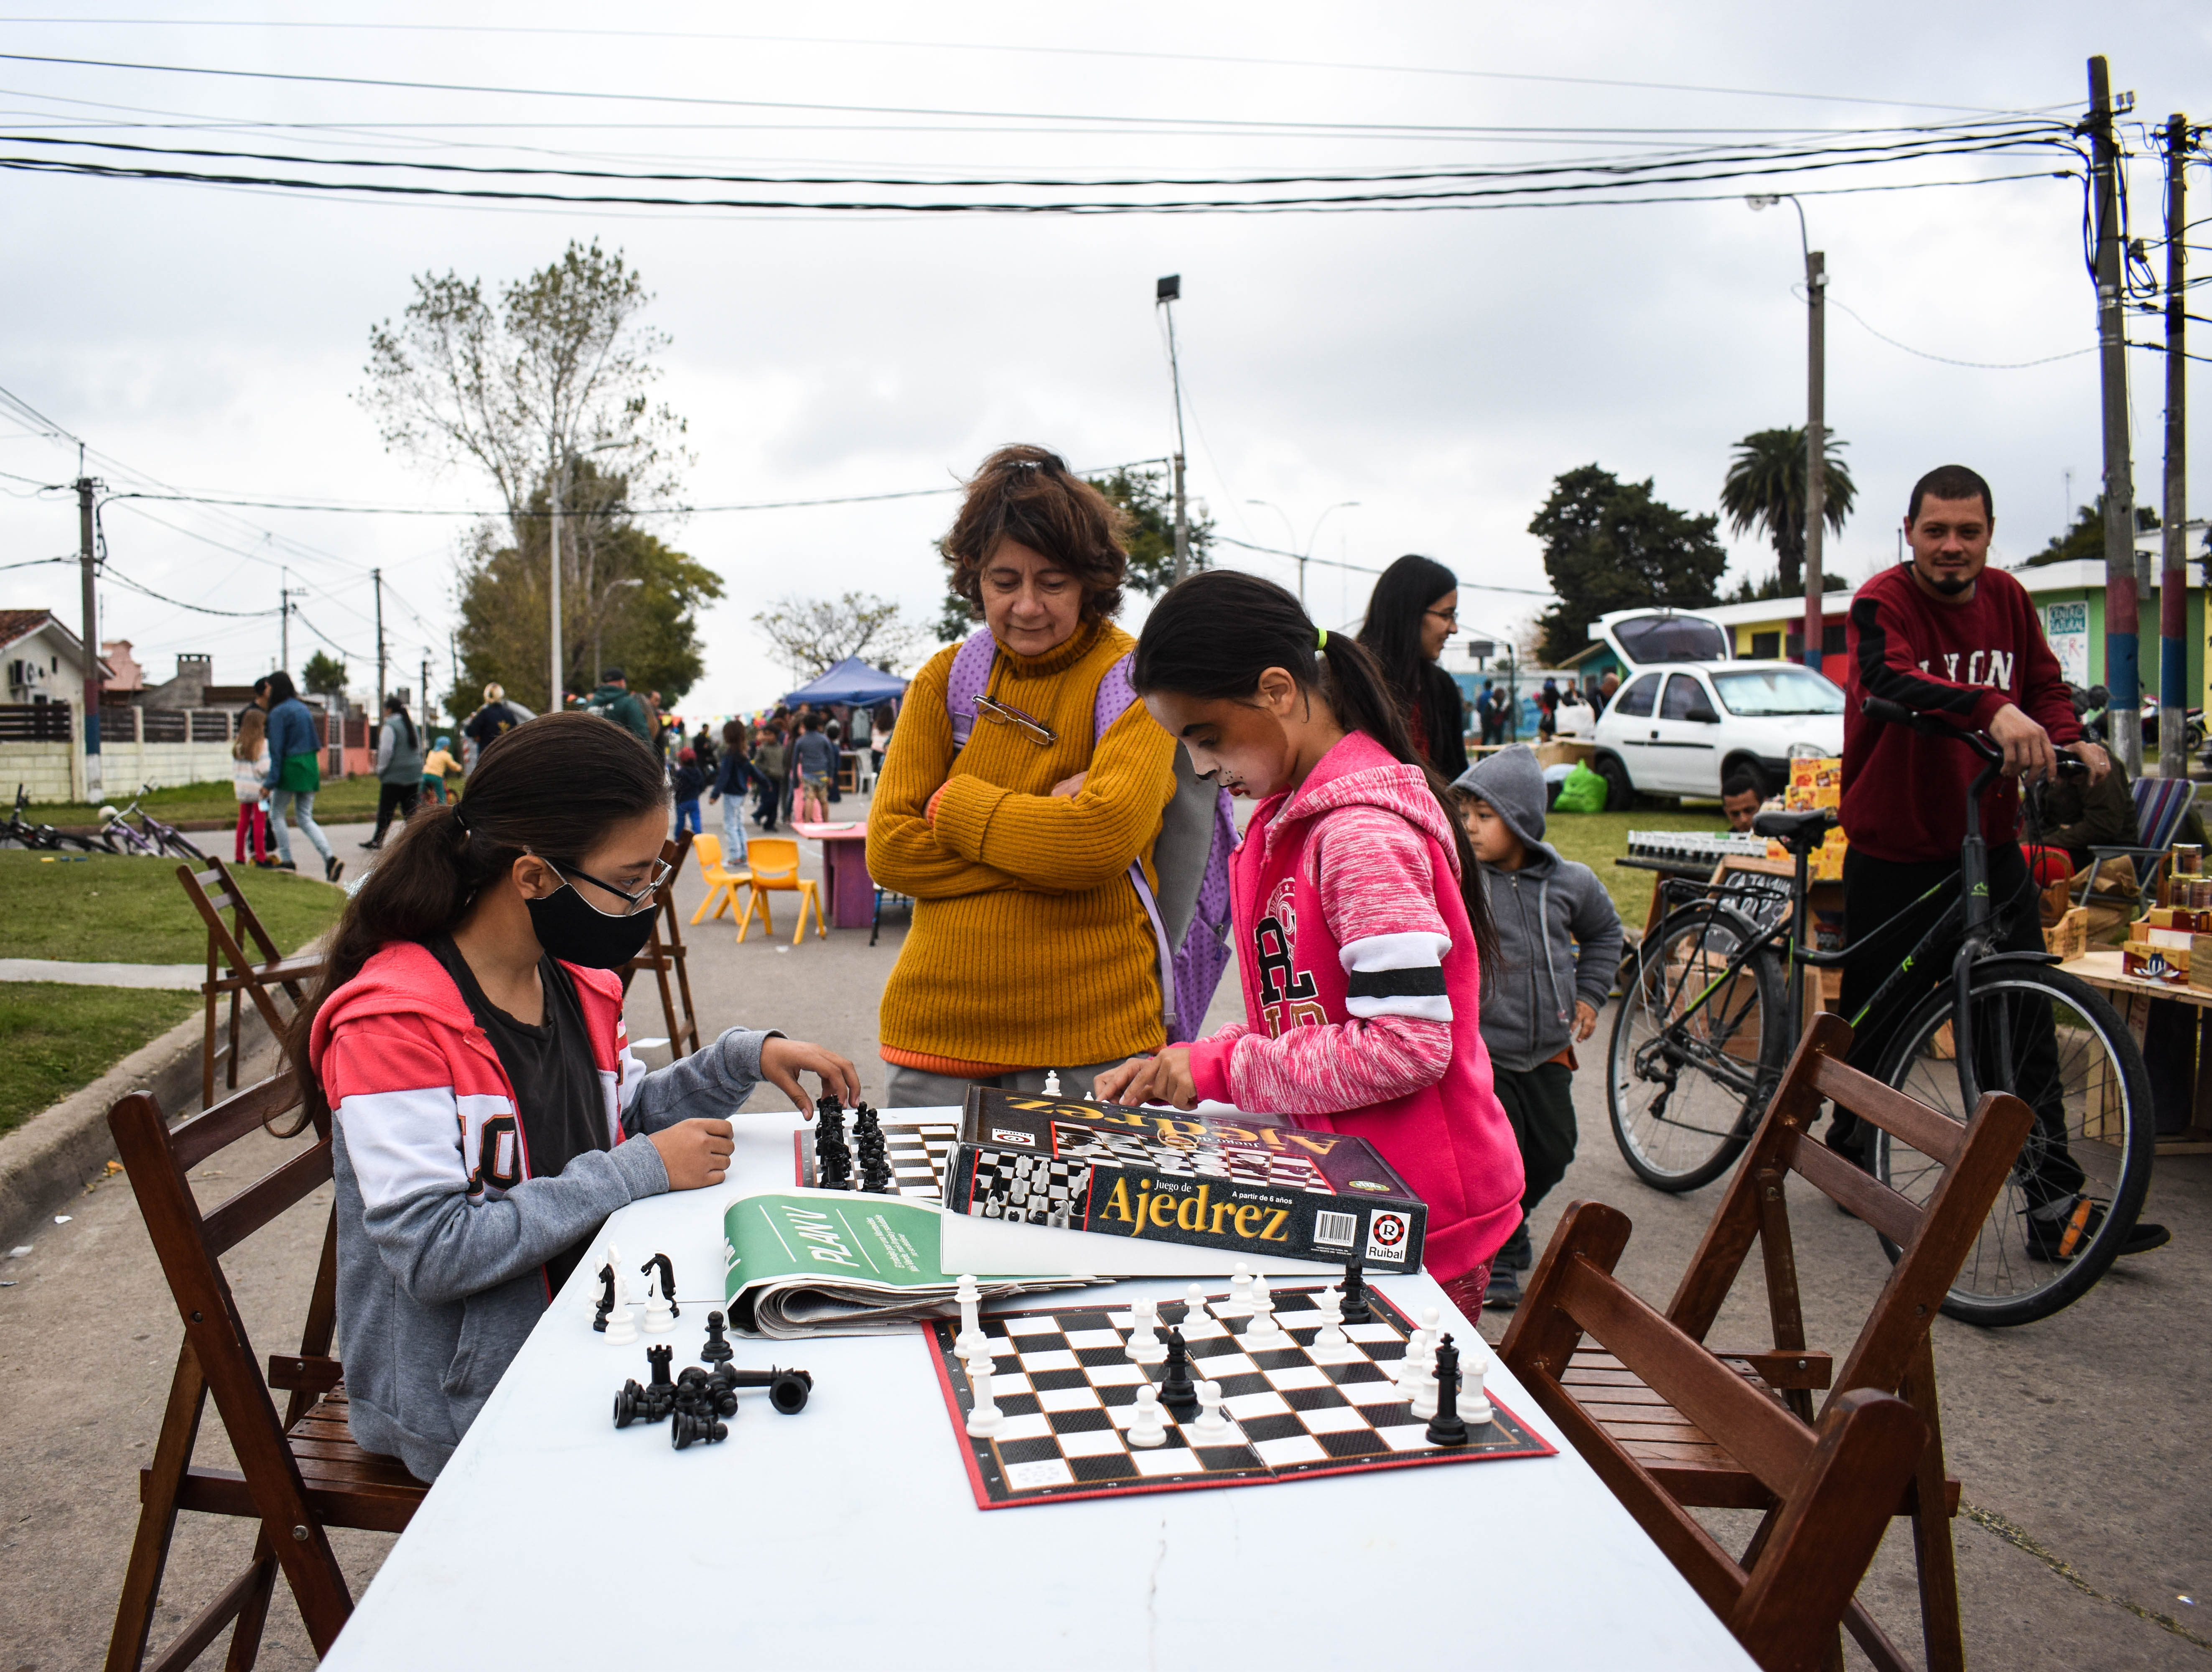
[1751,808,1837,852]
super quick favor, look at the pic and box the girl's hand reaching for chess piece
[760,1037,860,1114]
[651,1118,736,1189]
[1095,1046,1197,1110]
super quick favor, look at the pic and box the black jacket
[1416,660,1469,780]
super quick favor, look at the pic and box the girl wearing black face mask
[289,711,859,1483]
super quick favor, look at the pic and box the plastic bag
[1553,762,1609,815]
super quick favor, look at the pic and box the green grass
[0,983,200,1135]
[0,848,345,963]
[27,775,415,827]
[1538,805,1738,924]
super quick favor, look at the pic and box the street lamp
[1245,499,1361,606]
[547,437,629,711]
[1747,192,1829,674]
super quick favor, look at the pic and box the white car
[1589,660,1844,809]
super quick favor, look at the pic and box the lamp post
[1245,499,1361,607]
[1747,193,1828,675]
[1156,275,1191,584]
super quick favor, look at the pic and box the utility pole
[1803,248,1827,674]
[277,566,307,673]
[2159,112,2190,781]
[75,455,101,798]
[1156,275,1191,584]
[548,448,565,712]
[2088,56,2142,774]
[420,652,433,728]
[449,630,461,714]
[373,566,387,711]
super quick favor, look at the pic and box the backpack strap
[944,627,998,750]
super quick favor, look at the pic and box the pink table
[787,819,873,929]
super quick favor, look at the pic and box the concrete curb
[0,998,275,1248]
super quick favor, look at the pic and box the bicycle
[2,783,109,853]
[99,785,207,863]
[1606,697,2156,1326]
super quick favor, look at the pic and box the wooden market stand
[2054,948,2212,1155]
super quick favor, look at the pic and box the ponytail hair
[286,710,670,1124]
[1132,570,1498,971]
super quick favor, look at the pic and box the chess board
[792,1119,956,1200]
[1050,1123,1334,1192]
[924,1285,1553,1509]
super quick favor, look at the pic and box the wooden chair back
[1507,1200,1928,1672]
[175,858,328,1111]
[616,832,702,1060]
[104,1071,424,1672]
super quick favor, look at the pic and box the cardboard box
[946,1088,1428,1271]
[2192,935,2212,991]
[2123,939,2192,984]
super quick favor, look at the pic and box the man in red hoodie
[1839,463,2165,1259]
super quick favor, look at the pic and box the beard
[1928,573,1971,596]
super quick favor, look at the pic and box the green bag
[277,750,321,794]
[1553,762,1608,814]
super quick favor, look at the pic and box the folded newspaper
[720,1188,1096,1339]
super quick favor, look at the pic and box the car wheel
[1595,753,1633,812]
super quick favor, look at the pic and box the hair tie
[1316,629,1328,650]
[451,808,470,836]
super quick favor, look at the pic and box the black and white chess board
[926,1285,1553,1509]
[793,1119,957,1200]
[1051,1122,1335,1192]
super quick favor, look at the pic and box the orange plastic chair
[738,837,825,946]
[687,832,753,925]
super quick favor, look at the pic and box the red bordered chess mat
[924,1285,1554,1509]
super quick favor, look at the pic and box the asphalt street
[1,800,2205,1669]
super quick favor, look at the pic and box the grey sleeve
[625,1026,785,1133]
[356,1136,667,1308]
[1565,866,1627,1007]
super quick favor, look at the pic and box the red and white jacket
[1186,731,1525,1282]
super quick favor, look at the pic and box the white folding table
[326,1108,1754,1671]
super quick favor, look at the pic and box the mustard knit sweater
[868,618,1177,1076]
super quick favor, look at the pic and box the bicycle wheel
[1608,904,1785,1191]
[161,830,207,863]
[1872,963,2156,1326]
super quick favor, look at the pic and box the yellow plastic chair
[687,832,753,925]
[738,837,826,946]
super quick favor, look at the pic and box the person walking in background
[463,681,522,775]
[793,713,837,823]
[421,735,462,805]
[691,723,718,779]
[824,710,845,804]
[1357,553,1469,780]
[1596,668,1620,714]
[232,706,272,867]
[260,670,341,883]
[364,696,425,851]
[710,719,759,855]
[584,667,655,745]
[1451,746,1624,1310]
[671,747,705,834]
[751,723,785,831]
[870,703,893,775]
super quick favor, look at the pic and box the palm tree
[1719,427,1856,596]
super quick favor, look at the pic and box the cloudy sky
[0,3,2204,716]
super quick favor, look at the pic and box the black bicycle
[1606,698,2156,1326]
[1,783,108,853]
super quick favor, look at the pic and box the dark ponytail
[385,697,417,754]
[287,710,669,1123]
[1133,570,1498,972]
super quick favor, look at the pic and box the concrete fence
[0,702,242,803]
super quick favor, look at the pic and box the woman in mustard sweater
[868,446,1178,1107]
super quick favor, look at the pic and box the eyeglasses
[545,856,673,917]
[1425,608,1459,628]
[971,693,1056,747]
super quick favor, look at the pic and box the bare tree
[752,592,922,684]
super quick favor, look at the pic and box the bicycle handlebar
[1860,696,2087,775]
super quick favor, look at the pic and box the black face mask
[525,881,658,969]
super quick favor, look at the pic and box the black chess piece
[1425,1334,1470,1447]
[714,1364,814,1415]
[852,1102,882,1142]
[700,1309,735,1366]
[814,1097,853,1190]
[858,1133,894,1193]
[1339,1257,1373,1326]
[612,1379,645,1427]
[1158,1326,1199,1420]
[639,1252,680,1318]
[592,1262,616,1332]
[646,1343,675,1389]
[671,1409,728,1449]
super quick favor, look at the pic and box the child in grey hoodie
[1452,746,1624,1310]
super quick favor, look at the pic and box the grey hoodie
[1453,747,1626,1073]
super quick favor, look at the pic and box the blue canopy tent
[781,657,909,709]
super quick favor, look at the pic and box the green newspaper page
[723,1190,961,1300]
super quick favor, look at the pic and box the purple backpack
[947,627,1235,1043]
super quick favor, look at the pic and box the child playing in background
[792,713,837,824]
[232,706,272,867]
[420,735,463,805]
[1095,571,1524,1322]
[1451,745,1624,1310]
[671,747,705,834]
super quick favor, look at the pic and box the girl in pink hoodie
[1095,572,1524,1315]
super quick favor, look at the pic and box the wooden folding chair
[1503,1012,2034,1672]
[104,1071,425,1672]
[736,836,825,946]
[686,831,752,925]
[617,832,703,1060]
[1505,1199,1929,1672]
[175,859,327,1110]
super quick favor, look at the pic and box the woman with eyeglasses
[867,445,1179,1108]
[289,711,857,1482]
[1357,554,1468,780]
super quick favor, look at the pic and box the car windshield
[1711,668,1846,716]
[1613,614,1729,663]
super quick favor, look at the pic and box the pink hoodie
[1185,731,1523,1282]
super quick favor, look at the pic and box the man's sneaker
[325,856,345,884]
[1484,1264,1522,1311]
[2025,1199,2173,1262]
[359,839,382,851]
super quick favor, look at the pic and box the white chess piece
[1228,1263,1255,1315]
[953,1273,986,1361]
[641,1265,675,1334]
[1464,1356,1494,1427]
[1181,1282,1217,1335]
[1126,1296,1168,1364]
[964,1347,1003,1438]
[1042,1070,1062,1096]
[1390,1321,1428,1384]
[1313,1285,1349,1349]
[1408,1361,1439,1422]
[1127,1383,1167,1448]
[602,1264,638,1345]
[1243,1279,1287,1350]
[1193,1379,1230,1439]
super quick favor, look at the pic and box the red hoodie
[1185,731,1523,1282]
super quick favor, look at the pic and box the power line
[1822,293,2097,369]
